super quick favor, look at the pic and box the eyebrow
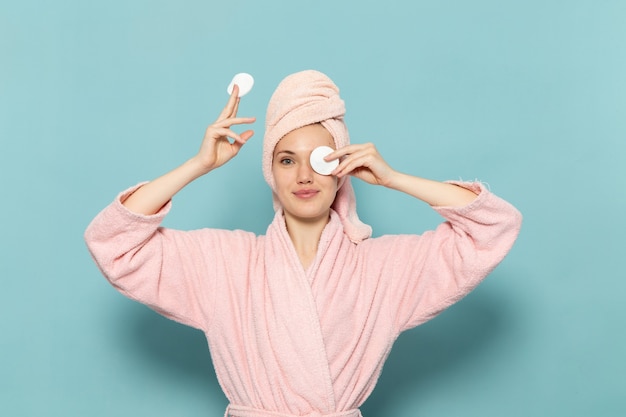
[274,150,296,156]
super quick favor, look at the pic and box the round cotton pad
[310,146,338,176]
[227,73,254,97]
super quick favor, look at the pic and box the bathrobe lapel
[262,210,341,413]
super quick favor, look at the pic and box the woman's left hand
[328,143,396,187]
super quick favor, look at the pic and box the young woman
[85,70,522,417]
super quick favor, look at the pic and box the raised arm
[123,85,256,215]
[328,142,478,207]
[331,143,522,332]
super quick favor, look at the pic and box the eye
[280,158,294,165]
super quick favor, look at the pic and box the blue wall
[1,1,624,415]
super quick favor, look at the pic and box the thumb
[239,130,255,142]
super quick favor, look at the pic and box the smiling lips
[293,189,319,199]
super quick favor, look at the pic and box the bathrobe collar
[261,209,348,414]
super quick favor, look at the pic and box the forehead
[274,124,335,154]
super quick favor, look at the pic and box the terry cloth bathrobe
[85,70,522,417]
[84,180,522,417]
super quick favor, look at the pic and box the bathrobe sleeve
[375,181,522,333]
[84,183,252,331]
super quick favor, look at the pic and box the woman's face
[272,123,339,225]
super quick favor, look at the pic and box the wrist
[382,169,405,189]
[186,156,214,178]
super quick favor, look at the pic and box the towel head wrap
[263,70,372,243]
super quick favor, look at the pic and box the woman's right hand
[193,85,256,174]
[121,85,256,215]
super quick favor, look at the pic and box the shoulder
[355,233,424,258]
[185,227,261,245]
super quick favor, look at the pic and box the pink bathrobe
[84,181,521,417]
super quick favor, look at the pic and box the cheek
[271,166,281,190]
[324,176,339,194]
[272,166,290,192]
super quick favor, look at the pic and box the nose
[297,161,314,184]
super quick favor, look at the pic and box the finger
[231,95,241,118]
[239,129,255,142]
[227,130,252,157]
[230,135,246,152]
[209,127,241,142]
[328,148,370,172]
[324,144,366,161]
[208,118,255,138]
[214,127,252,144]
[333,153,373,177]
[217,85,240,121]
[330,144,380,167]
[213,116,257,128]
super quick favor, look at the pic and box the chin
[284,207,331,223]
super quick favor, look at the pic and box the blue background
[1,1,625,416]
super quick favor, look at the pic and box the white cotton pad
[310,146,338,176]
[227,73,254,97]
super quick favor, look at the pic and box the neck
[283,212,330,270]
